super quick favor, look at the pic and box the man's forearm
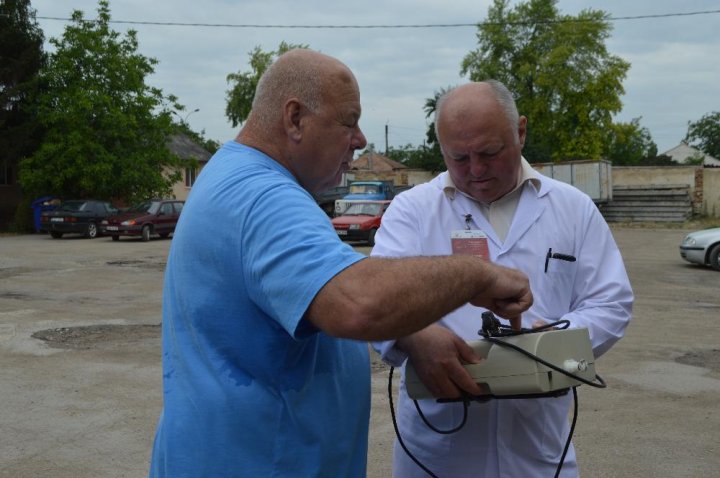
[307,255,529,341]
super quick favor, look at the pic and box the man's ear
[518,115,528,149]
[283,98,304,143]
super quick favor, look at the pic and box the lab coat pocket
[542,259,577,316]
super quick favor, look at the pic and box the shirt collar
[443,156,542,204]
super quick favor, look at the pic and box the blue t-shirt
[150,142,370,477]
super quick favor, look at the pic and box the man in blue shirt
[149,49,534,477]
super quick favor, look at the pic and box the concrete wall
[170,176,190,201]
[613,166,720,218]
[612,166,697,189]
[702,168,720,217]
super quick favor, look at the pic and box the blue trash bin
[31,196,60,233]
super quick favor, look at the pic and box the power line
[31,9,720,29]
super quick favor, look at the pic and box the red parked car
[100,199,184,242]
[331,200,390,246]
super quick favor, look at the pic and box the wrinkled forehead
[326,66,360,96]
[320,67,362,112]
[439,92,510,140]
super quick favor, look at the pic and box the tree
[461,0,630,162]
[0,0,46,187]
[685,111,720,159]
[225,41,308,127]
[19,0,183,204]
[636,154,677,167]
[385,143,444,172]
[412,87,450,172]
[603,118,658,165]
[422,86,453,146]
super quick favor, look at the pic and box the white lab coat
[372,171,633,478]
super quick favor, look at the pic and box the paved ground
[1,226,719,477]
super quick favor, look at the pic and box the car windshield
[128,201,160,214]
[344,203,382,216]
[349,184,380,194]
[58,201,88,212]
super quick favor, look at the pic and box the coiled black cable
[388,316,605,478]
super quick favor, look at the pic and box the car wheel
[709,244,720,271]
[85,222,98,239]
[50,231,63,239]
[141,225,151,242]
[111,235,119,242]
[367,228,377,247]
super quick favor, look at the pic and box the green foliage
[422,86,453,146]
[461,0,630,162]
[683,152,706,166]
[18,0,182,204]
[414,87,452,172]
[11,197,34,233]
[603,118,658,165]
[385,144,445,173]
[635,154,677,167]
[225,41,308,127]
[685,111,720,159]
[0,0,46,178]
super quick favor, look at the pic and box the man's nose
[353,126,367,150]
[469,156,488,177]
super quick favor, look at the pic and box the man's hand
[398,325,485,399]
[469,263,532,322]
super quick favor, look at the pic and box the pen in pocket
[544,248,577,273]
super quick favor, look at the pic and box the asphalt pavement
[0,226,718,477]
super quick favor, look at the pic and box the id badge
[451,230,489,260]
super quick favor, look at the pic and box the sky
[29,0,720,155]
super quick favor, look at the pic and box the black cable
[388,366,440,478]
[30,9,720,29]
[479,317,606,389]
[555,387,579,478]
[413,398,469,434]
[390,364,582,478]
[389,318,600,477]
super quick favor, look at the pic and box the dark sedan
[100,199,184,242]
[40,200,119,239]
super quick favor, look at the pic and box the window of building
[185,167,197,187]
[0,160,14,186]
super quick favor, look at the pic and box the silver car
[679,227,720,271]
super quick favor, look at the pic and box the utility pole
[385,122,389,155]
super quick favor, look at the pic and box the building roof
[166,133,212,162]
[661,143,720,167]
[350,152,408,172]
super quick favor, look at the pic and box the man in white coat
[372,80,634,477]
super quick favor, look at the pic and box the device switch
[563,359,588,373]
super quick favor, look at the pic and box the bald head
[433,80,527,203]
[435,81,520,146]
[250,49,356,131]
[237,48,366,194]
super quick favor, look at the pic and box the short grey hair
[434,80,520,143]
[251,49,324,128]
